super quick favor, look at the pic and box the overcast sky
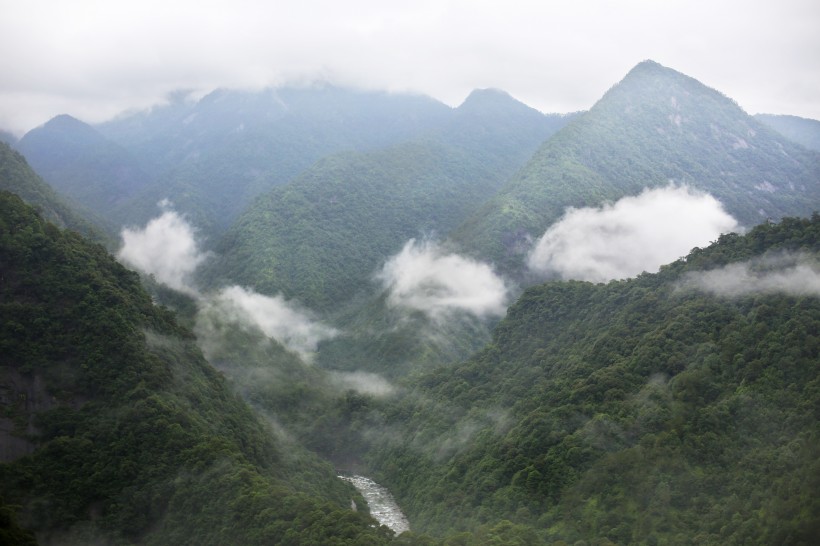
[1,0,818,135]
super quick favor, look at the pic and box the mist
[679,252,820,297]
[528,185,739,282]
[328,371,395,397]
[119,205,337,360]
[117,202,209,294]
[376,239,509,321]
[205,285,338,361]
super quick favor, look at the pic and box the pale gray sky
[2,0,818,135]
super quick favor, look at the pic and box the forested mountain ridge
[452,60,820,273]
[16,115,154,218]
[201,91,570,311]
[0,192,398,545]
[17,85,572,243]
[344,214,820,544]
[95,86,456,236]
[0,142,106,244]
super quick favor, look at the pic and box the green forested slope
[98,86,454,236]
[205,93,567,311]
[205,142,497,310]
[452,60,820,273]
[0,192,396,545]
[345,215,820,544]
[0,142,107,244]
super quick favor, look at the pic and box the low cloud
[528,185,739,282]
[206,285,338,361]
[117,202,209,294]
[118,204,337,362]
[679,253,820,297]
[329,371,395,397]
[376,239,509,321]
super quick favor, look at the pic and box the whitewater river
[339,474,410,535]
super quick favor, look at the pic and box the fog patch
[118,202,209,294]
[329,371,395,397]
[376,239,509,321]
[205,285,338,362]
[528,185,739,282]
[678,252,820,297]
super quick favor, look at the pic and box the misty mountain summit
[451,60,820,272]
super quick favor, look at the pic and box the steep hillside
[756,113,820,152]
[0,142,105,243]
[0,129,17,146]
[353,215,820,544]
[204,91,568,311]
[16,115,153,214]
[97,86,454,235]
[452,60,820,273]
[0,192,397,545]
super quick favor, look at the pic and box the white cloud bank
[329,371,395,397]
[117,203,209,294]
[205,286,338,361]
[679,253,820,297]
[376,239,509,321]
[528,185,739,282]
[3,1,820,135]
[119,205,336,359]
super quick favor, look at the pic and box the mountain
[16,115,153,216]
[95,86,455,236]
[451,60,820,273]
[0,142,105,243]
[756,113,820,152]
[350,215,820,543]
[0,129,17,146]
[0,192,398,544]
[203,91,570,311]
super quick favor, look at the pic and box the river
[339,474,410,535]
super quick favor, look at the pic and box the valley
[1,60,818,545]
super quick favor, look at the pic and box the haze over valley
[1,2,819,544]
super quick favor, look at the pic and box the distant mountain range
[1,60,819,545]
[203,89,572,310]
[756,113,820,152]
[18,86,559,238]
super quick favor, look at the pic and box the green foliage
[0,192,398,544]
[453,60,820,274]
[97,86,456,237]
[362,215,820,543]
[16,115,153,224]
[0,497,37,545]
[203,98,567,312]
[0,142,107,244]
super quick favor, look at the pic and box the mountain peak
[455,88,547,121]
[458,88,518,110]
[42,113,91,130]
[630,59,666,73]
[26,114,101,143]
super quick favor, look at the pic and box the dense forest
[361,215,820,544]
[0,192,396,545]
[1,60,818,545]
